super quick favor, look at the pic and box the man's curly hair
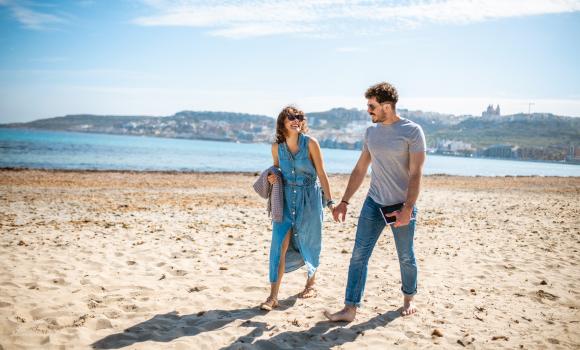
[365,82,399,105]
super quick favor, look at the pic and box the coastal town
[2,106,579,163]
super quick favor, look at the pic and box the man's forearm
[404,172,422,208]
[341,169,366,203]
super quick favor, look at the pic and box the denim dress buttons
[268,133,323,283]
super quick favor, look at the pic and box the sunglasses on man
[367,102,393,111]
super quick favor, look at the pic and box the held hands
[267,173,277,185]
[324,199,336,214]
[332,201,348,223]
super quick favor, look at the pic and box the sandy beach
[0,169,578,349]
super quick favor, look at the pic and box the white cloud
[133,0,580,38]
[209,23,316,38]
[342,0,575,22]
[133,1,325,38]
[0,0,67,30]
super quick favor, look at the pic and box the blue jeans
[345,196,418,307]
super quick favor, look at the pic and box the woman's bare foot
[401,295,417,316]
[259,296,279,311]
[323,306,356,322]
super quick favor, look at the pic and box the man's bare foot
[323,306,356,322]
[298,286,317,298]
[259,296,278,311]
[401,295,417,316]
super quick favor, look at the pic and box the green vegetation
[2,109,578,161]
[429,114,580,148]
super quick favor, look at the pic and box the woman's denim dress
[269,133,323,283]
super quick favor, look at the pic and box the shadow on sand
[220,309,401,349]
[91,295,299,349]
[92,296,400,349]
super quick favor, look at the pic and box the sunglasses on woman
[287,115,304,121]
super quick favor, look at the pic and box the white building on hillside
[482,104,501,118]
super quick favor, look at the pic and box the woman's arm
[268,143,280,185]
[271,143,279,167]
[308,138,333,206]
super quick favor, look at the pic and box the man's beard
[371,114,383,123]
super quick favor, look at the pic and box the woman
[260,106,335,311]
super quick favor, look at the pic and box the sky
[0,0,579,123]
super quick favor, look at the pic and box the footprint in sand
[187,286,208,293]
[104,309,122,319]
[25,282,40,290]
[89,318,113,330]
[87,298,104,309]
[121,304,139,312]
[169,269,188,276]
[51,277,68,286]
[536,290,559,301]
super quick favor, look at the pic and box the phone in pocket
[379,202,415,225]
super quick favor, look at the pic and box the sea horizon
[1,128,579,177]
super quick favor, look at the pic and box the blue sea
[0,128,578,176]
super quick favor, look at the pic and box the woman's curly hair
[275,106,309,144]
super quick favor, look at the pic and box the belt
[285,182,317,187]
[284,178,317,187]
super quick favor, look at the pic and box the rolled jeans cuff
[345,300,361,308]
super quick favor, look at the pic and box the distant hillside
[1,111,275,143]
[308,108,367,129]
[430,113,580,148]
[306,109,579,160]
[307,107,467,136]
[2,108,578,161]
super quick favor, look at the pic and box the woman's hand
[267,173,277,185]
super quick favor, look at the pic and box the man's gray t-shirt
[363,118,426,206]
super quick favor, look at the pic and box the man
[325,82,426,322]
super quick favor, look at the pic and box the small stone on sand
[432,329,443,337]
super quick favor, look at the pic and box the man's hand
[332,202,348,222]
[392,205,413,227]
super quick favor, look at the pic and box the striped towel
[253,166,283,222]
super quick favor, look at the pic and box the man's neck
[381,114,401,125]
